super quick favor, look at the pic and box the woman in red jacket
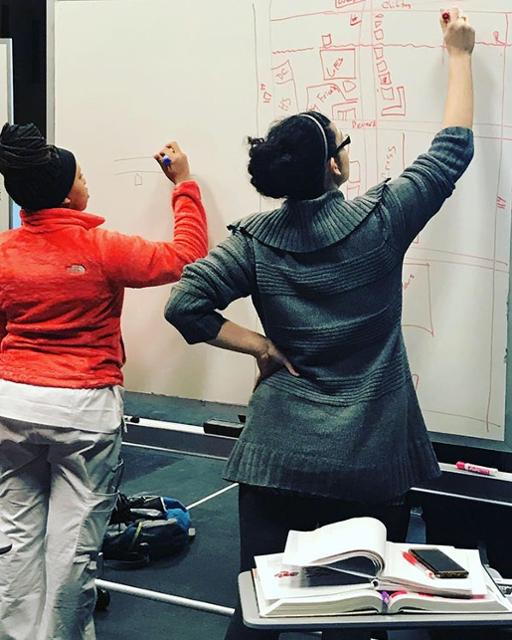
[0,123,208,640]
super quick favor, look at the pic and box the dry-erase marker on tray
[455,461,498,476]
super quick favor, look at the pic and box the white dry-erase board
[0,39,13,231]
[50,1,512,449]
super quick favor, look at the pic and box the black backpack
[102,493,194,568]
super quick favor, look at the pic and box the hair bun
[250,139,289,163]
[247,112,335,199]
[247,136,265,149]
[0,122,51,173]
[249,142,298,198]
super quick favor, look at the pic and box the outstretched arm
[381,9,475,252]
[441,8,474,129]
[98,141,208,287]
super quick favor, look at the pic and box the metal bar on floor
[96,579,234,617]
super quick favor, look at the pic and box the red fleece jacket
[0,180,207,388]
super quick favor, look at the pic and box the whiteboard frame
[0,38,13,230]
[46,1,512,456]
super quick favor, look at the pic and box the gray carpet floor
[94,444,429,640]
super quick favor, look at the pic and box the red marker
[402,551,435,580]
[442,11,450,23]
[455,461,498,476]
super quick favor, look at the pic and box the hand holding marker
[440,7,474,54]
[154,141,191,185]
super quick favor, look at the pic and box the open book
[280,517,486,598]
[253,565,512,618]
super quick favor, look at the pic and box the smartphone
[408,548,469,579]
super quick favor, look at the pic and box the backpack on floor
[102,493,194,568]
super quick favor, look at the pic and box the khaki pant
[0,417,123,640]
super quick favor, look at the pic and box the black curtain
[0,0,46,135]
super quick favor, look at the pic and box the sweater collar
[20,208,105,232]
[229,180,389,253]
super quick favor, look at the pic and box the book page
[388,570,512,613]
[254,569,383,617]
[383,544,487,597]
[282,517,387,567]
[388,590,510,614]
[255,553,372,600]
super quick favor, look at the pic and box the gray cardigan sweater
[165,127,474,503]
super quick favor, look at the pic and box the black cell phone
[408,548,469,579]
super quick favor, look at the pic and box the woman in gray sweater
[165,11,475,640]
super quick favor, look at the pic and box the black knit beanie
[0,122,76,211]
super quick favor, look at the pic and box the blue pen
[162,154,172,167]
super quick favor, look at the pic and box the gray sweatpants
[0,417,123,640]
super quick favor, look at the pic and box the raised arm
[98,142,208,287]
[441,8,474,129]
[382,9,475,252]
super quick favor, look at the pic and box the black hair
[247,111,337,200]
[0,122,76,211]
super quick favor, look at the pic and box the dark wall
[0,0,46,135]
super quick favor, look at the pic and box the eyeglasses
[335,135,351,155]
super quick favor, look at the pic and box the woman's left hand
[254,338,299,389]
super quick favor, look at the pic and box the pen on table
[162,154,172,167]
[455,461,498,477]
[402,551,435,580]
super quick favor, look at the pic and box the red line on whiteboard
[272,47,315,54]
[271,9,512,23]
[410,246,508,267]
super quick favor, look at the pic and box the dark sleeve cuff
[164,288,226,345]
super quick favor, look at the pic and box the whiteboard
[52,1,512,443]
[0,39,13,231]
